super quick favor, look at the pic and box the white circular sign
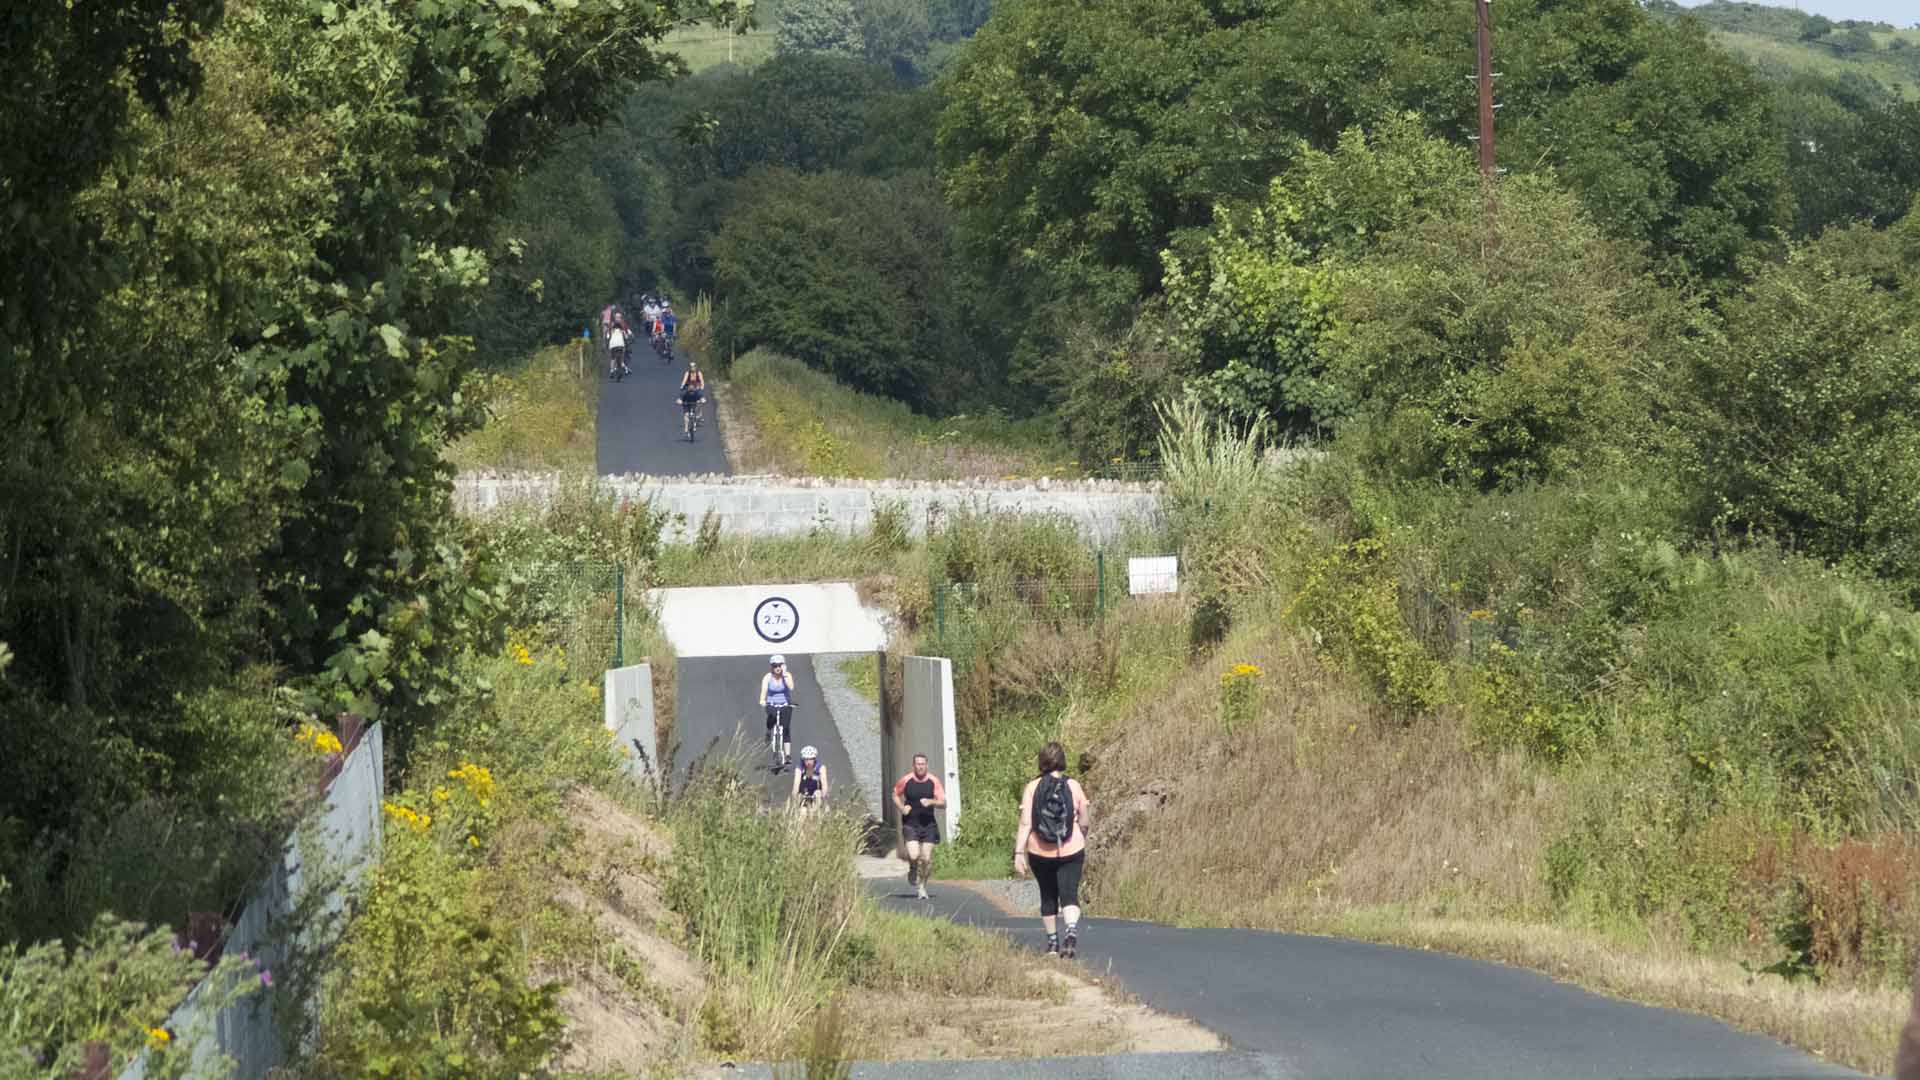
[754,597,799,644]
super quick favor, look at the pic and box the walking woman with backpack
[1014,741,1091,958]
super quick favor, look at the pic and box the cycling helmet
[800,745,818,761]
[769,654,785,665]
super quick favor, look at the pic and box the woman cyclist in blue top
[759,654,796,771]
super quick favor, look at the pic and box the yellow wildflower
[1468,608,1493,621]
[449,762,496,806]
[1220,662,1264,686]
[467,835,480,848]
[433,787,450,802]
[146,1027,171,1048]
[293,724,343,755]
[381,801,432,834]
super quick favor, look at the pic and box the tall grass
[666,756,865,1057]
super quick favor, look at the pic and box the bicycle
[766,704,792,769]
[681,396,704,441]
[609,345,630,382]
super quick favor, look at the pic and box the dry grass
[1072,622,1909,1075]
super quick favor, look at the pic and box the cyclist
[607,321,629,378]
[759,654,796,772]
[791,745,829,813]
[662,303,677,343]
[678,362,706,439]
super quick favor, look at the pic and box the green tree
[856,0,933,71]
[0,0,684,937]
[670,54,895,183]
[1683,221,1920,593]
[708,169,966,408]
[776,0,865,57]
[1162,115,1475,432]
[1326,175,1669,489]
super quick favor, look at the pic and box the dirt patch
[710,377,762,476]
[845,968,1221,1060]
[554,788,707,1074]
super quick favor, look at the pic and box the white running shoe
[916,884,929,901]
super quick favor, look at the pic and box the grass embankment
[447,343,598,474]
[900,412,1920,1075]
[725,348,1074,481]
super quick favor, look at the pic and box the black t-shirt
[901,775,936,825]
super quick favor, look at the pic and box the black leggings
[1029,849,1084,917]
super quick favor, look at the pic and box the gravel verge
[814,650,883,821]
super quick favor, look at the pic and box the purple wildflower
[259,968,273,988]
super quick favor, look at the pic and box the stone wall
[455,473,1162,544]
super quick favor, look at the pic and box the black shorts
[902,820,940,845]
[766,704,793,735]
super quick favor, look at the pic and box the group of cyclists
[599,295,706,440]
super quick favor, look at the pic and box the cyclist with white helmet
[791,745,828,812]
[759,654,797,772]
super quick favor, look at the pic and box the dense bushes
[708,170,962,408]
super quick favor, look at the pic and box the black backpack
[1033,774,1074,845]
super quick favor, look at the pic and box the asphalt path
[877,884,1865,1080]
[595,340,726,476]
[672,655,860,809]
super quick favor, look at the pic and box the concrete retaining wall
[122,724,385,1080]
[604,663,658,788]
[455,474,1161,544]
[893,656,960,842]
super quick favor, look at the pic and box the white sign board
[649,582,888,657]
[1128,556,1179,596]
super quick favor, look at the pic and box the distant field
[664,26,776,73]
[1711,28,1920,99]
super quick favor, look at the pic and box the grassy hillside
[665,25,776,73]
[1663,1,1920,100]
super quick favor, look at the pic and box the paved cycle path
[876,883,1863,1080]
[672,655,860,809]
[595,340,726,476]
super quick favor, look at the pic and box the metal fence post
[934,583,946,646]
[1097,549,1106,625]
[614,564,625,668]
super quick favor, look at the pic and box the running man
[791,745,828,813]
[893,753,946,900]
[1013,741,1090,957]
[759,654,796,772]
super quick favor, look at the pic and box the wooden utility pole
[1475,0,1499,252]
